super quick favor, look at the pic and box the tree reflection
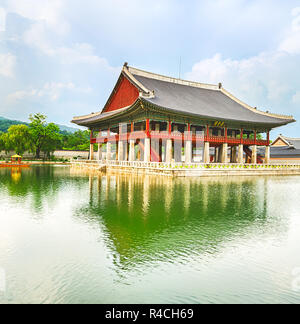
[75,173,275,271]
[0,166,87,214]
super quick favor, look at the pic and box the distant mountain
[0,116,78,133]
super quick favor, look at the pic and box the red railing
[91,131,269,146]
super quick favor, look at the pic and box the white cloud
[0,7,6,32]
[7,82,92,103]
[22,22,113,67]
[279,7,300,54]
[6,0,69,35]
[186,7,300,117]
[0,53,16,77]
[292,91,300,104]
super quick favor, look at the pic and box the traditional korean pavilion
[72,63,295,165]
[267,135,300,164]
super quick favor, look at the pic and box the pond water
[0,166,300,304]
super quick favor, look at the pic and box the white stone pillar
[89,144,94,161]
[118,141,124,161]
[221,143,228,163]
[238,144,244,164]
[129,139,135,162]
[125,143,129,161]
[251,145,257,164]
[144,138,151,162]
[215,147,219,163]
[265,146,270,164]
[185,140,192,164]
[166,139,173,163]
[231,146,237,163]
[106,142,112,161]
[204,142,210,163]
[97,144,102,161]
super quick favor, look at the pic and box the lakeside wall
[0,150,89,160]
[71,161,300,178]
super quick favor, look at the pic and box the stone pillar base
[118,141,124,162]
[97,144,102,161]
[185,140,192,164]
[144,138,151,162]
[238,144,244,164]
[221,143,228,163]
[265,146,270,164]
[166,139,173,163]
[251,145,257,164]
[90,144,94,161]
[129,140,135,162]
[106,142,112,161]
[204,142,210,163]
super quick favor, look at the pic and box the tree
[61,130,90,151]
[0,132,5,152]
[0,131,13,154]
[29,113,62,158]
[6,125,32,155]
[42,123,62,158]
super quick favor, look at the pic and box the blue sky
[0,0,299,138]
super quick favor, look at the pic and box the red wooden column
[240,128,244,144]
[166,120,173,163]
[90,129,93,144]
[225,127,228,142]
[185,123,192,164]
[129,122,135,162]
[265,131,271,164]
[144,119,151,162]
[254,131,257,145]
[89,129,94,161]
[146,118,150,138]
[203,125,210,163]
[168,120,172,136]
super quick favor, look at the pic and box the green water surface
[0,166,300,304]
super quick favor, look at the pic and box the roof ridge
[127,64,294,121]
[282,136,300,141]
[72,111,102,121]
[127,65,220,91]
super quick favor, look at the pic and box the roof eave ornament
[122,62,154,97]
[139,90,155,99]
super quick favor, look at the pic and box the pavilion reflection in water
[74,172,273,270]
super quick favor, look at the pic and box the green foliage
[0,117,29,133]
[6,125,32,155]
[29,113,63,158]
[0,114,90,158]
[61,130,90,151]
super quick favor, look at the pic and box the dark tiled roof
[133,73,292,126]
[281,137,300,149]
[258,146,300,158]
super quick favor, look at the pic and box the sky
[0,0,299,138]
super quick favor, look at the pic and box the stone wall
[0,150,89,160]
[270,158,300,164]
[53,150,89,159]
